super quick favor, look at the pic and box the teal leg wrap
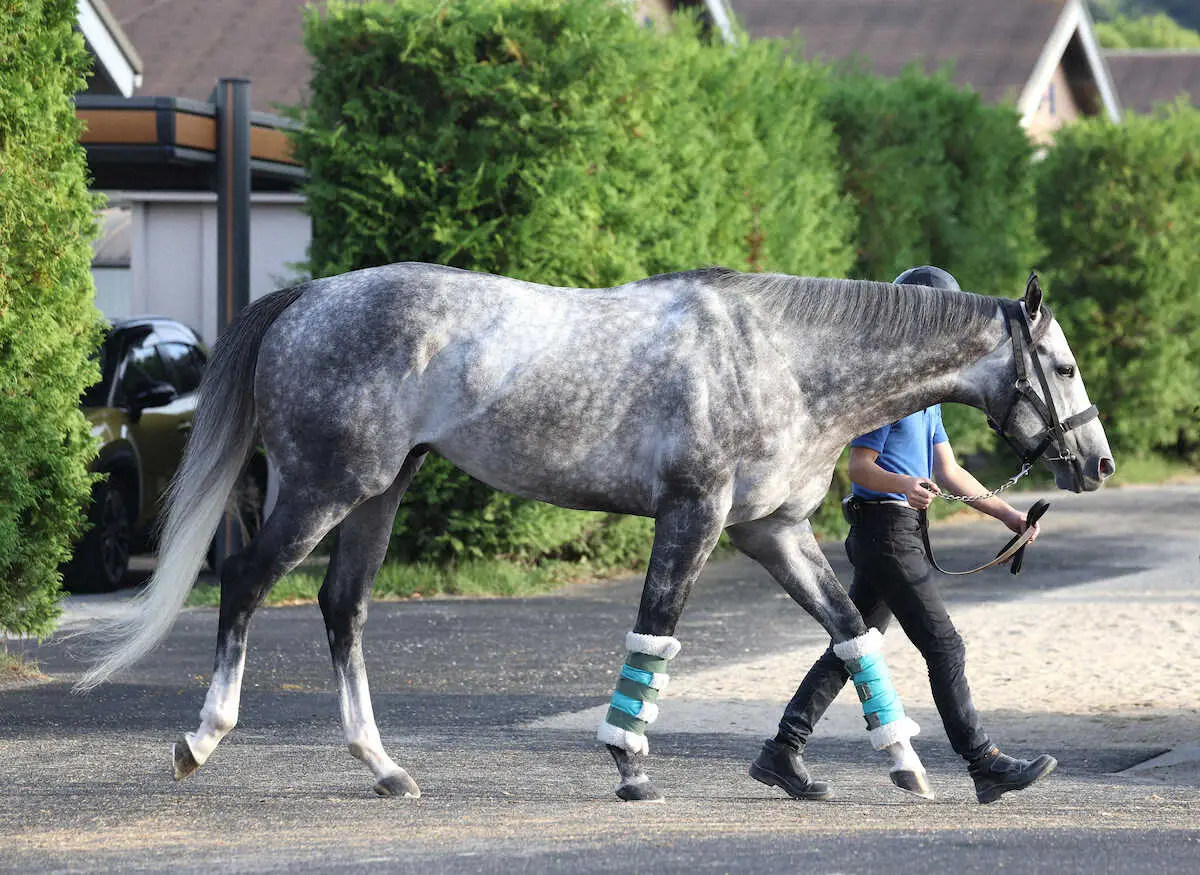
[834,629,920,754]
[598,639,677,754]
[847,652,907,729]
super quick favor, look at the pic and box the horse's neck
[789,309,1005,449]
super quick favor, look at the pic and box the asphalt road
[1,484,1197,874]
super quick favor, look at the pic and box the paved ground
[1,484,1197,873]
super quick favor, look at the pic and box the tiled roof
[1104,50,1200,114]
[105,0,1092,115]
[728,0,1069,104]
[104,0,312,112]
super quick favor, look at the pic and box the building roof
[79,0,144,97]
[77,94,304,193]
[1104,50,1200,114]
[104,0,311,113]
[101,0,1128,123]
[726,0,1118,119]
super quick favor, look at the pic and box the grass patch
[186,555,644,608]
[0,648,47,688]
[1104,454,1198,486]
[965,450,1197,496]
[183,453,1194,609]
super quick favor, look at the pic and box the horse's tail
[74,285,305,692]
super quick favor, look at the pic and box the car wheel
[63,479,133,593]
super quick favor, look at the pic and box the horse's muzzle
[1090,455,1116,483]
[1075,455,1116,491]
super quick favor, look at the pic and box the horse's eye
[1056,365,1075,378]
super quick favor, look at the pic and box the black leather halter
[919,293,1100,577]
[987,298,1099,488]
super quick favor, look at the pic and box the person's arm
[847,446,940,509]
[931,442,1039,542]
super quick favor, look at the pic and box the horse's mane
[659,267,1001,344]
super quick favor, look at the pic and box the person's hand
[901,476,940,510]
[1002,509,1039,545]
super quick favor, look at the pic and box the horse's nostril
[1098,457,1115,479]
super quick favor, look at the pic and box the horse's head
[977,273,1114,493]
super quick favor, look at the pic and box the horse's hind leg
[727,516,929,798]
[318,452,426,798]
[600,493,729,802]
[173,497,351,781]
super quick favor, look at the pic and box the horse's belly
[408,325,808,522]
[435,424,806,523]
[431,430,658,517]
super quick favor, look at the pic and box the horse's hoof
[172,737,201,782]
[890,768,935,800]
[615,780,664,802]
[374,771,421,798]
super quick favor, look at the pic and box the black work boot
[969,746,1057,804]
[749,739,832,800]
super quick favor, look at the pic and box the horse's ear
[1023,271,1043,319]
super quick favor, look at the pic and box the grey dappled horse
[78,264,1114,801]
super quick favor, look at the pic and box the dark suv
[64,317,264,592]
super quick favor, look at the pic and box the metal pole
[213,78,251,576]
[215,77,251,335]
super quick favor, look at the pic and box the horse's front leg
[727,516,929,797]
[600,492,729,802]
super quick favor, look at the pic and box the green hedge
[299,1,1163,562]
[821,66,1043,456]
[295,0,853,562]
[1034,103,1200,458]
[824,66,1040,293]
[0,0,103,634]
[1094,13,1200,49]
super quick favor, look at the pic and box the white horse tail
[74,285,306,692]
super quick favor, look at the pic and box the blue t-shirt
[850,406,949,502]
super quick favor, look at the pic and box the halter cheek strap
[923,290,1098,577]
[989,300,1099,482]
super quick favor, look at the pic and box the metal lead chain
[933,462,1033,504]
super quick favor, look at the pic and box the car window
[115,343,170,406]
[158,342,206,395]
[80,336,113,407]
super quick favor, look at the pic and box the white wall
[107,192,310,345]
[91,266,133,317]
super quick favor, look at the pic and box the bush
[1094,13,1200,49]
[1034,103,1200,458]
[821,65,1043,456]
[0,0,103,635]
[294,0,852,562]
[823,66,1041,292]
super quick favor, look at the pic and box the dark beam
[215,78,252,336]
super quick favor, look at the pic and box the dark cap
[893,265,961,290]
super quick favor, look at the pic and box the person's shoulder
[892,410,926,429]
[929,405,951,443]
[850,422,891,450]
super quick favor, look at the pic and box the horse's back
[262,263,738,386]
[253,263,802,516]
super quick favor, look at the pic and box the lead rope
[918,498,1049,577]
[917,463,1045,576]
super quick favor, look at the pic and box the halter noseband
[988,299,1098,483]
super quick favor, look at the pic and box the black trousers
[776,503,993,761]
